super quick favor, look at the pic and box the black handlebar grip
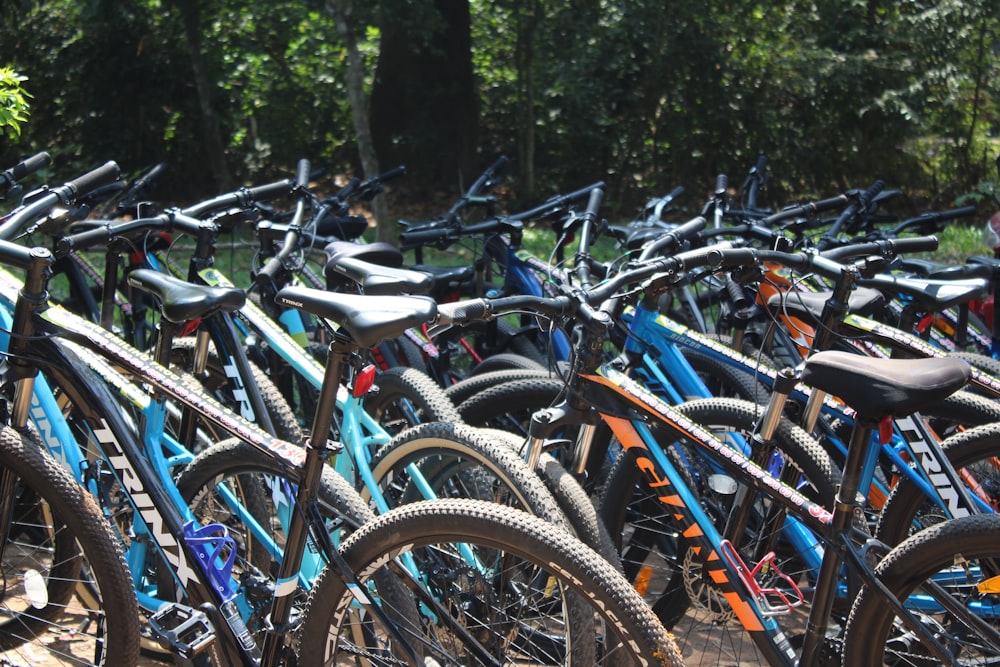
[711,246,759,270]
[295,159,311,188]
[486,155,508,176]
[666,185,685,202]
[436,299,489,325]
[714,173,729,196]
[399,226,453,248]
[672,216,707,241]
[754,154,768,173]
[890,235,939,255]
[66,161,121,202]
[858,179,885,208]
[377,165,406,183]
[256,256,285,286]
[585,186,604,218]
[246,179,295,203]
[9,152,51,181]
[57,225,111,255]
[725,278,751,311]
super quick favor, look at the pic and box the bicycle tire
[843,512,1000,666]
[0,425,140,666]
[478,427,623,572]
[457,375,564,437]
[366,421,569,524]
[949,350,1000,398]
[876,421,1000,546]
[597,397,837,665]
[363,366,462,436]
[443,367,559,405]
[678,333,773,402]
[469,350,548,375]
[296,498,684,666]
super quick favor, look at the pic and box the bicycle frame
[537,355,998,665]
[0,247,432,665]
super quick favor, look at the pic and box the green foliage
[0,67,30,138]
[0,0,995,213]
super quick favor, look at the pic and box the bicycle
[427,191,1000,664]
[0,173,679,665]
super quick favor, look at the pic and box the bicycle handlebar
[55,209,212,255]
[434,233,938,330]
[764,194,850,226]
[0,161,121,241]
[398,181,606,250]
[817,179,885,249]
[1,152,51,197]
[637,216,707,261]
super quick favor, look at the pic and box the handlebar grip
[66,161,121,201]
[246,179,295,203]
[436,299,489,325]
[890,235,939,255]
[295,159,311,188]
[754,154,768,174]
[57,225,112,254]
[766,194,850,225]
[666,185,685,201]
[486,155,508,177]
[9,152,51,181]
[712,246,760,270]
[725,278,751,311]
[672,215,707,240]
[585,186,604,218]
[399,225,453,248]
[255,256,285,286]
[859,179,885,209]
[377,165,406,183]
[637,216,707,261]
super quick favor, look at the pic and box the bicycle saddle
[858,274,987,310]
[325,255,434,296]
[800,350,971,420]
[127,269,246,323]
[767,286,886,323]
[275,285,437,349]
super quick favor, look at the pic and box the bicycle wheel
[296,498,684,666]
[843,513,1000,666]
[363,366,462,436]
[876,421,1000,547]
[456,375,564,438]
[366,422,568,527]
[597,397,837,666]
[0,426,140,666]
[174,437,376,641]
[677,333,773,402]
[443,367,559,405]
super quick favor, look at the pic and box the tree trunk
[171,0,233,192]
[515,1,539,198]
[371,0,478,192]
[329,0,394,244]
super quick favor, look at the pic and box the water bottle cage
[719,539,804,616]
[183,520,239,600]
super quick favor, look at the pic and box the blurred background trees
[1,0,997,222]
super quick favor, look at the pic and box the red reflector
[878,415,893,444]
[352,364,377,398]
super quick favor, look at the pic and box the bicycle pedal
[146,602,216,659]
[718,539,804,616]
